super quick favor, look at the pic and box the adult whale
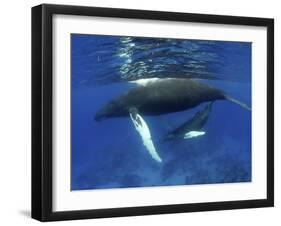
[95,78,250,121]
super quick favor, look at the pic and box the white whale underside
[183,131,205,139]
[130,112,162,163]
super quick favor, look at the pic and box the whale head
[95,109,108,121]
[95,100,127,121]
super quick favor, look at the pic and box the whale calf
[163,102,213,141]
[95,78,250,121]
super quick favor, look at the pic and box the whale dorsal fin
[129,108,162,163]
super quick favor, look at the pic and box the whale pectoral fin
[184,131,206,139]
[129,108,162,163]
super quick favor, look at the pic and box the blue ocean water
[71,34,251,190]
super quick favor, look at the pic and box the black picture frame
[32,3,274,222]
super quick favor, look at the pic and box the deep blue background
[71,34,251,190]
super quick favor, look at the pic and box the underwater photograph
[71,34,252,191]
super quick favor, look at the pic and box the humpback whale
[95,78,250,163]
[95,78,250,121]
[163,102,213,141]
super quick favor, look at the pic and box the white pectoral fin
[184,131,206,139]
[130,112,162,163]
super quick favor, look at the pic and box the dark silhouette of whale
[95,78,250,121]
[163,102,213,141]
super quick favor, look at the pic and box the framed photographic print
[32,4,274,221]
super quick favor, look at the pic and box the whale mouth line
[95,113,107,121]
